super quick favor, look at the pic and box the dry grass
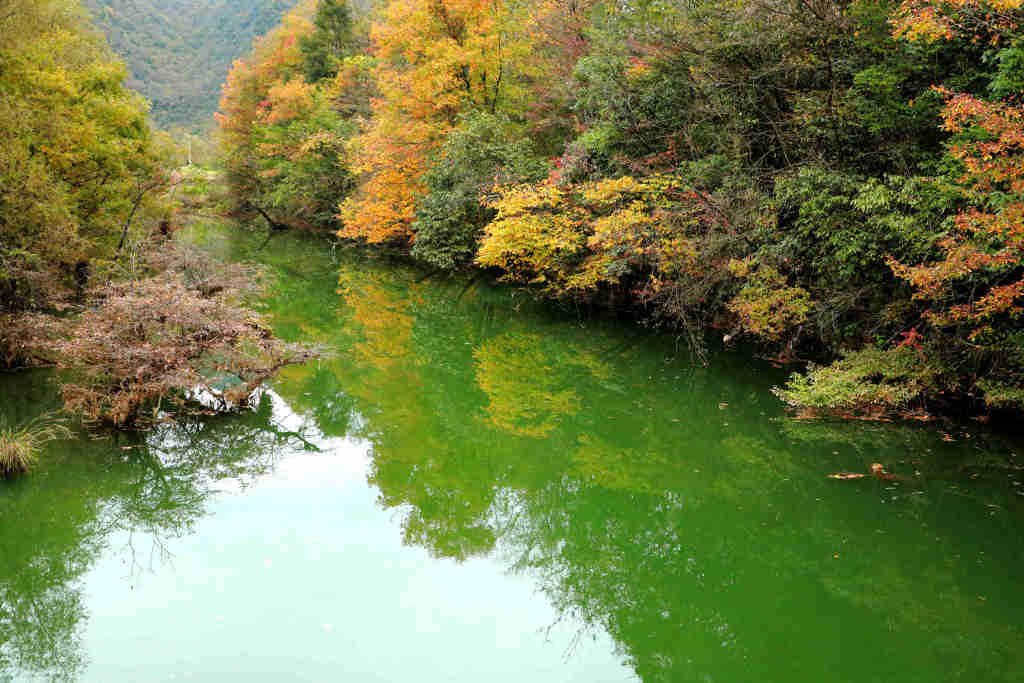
[0,413,71,478]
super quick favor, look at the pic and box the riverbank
[1,202,318,447]
[216,0,1024,423]
[227,212,1022,429]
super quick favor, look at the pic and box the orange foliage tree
[218,3,313,157]
[891,0,1022,42]
[338,0,536,244]
[217,2,318,226]
[891,91,1024,329]
[887,0,1024,405]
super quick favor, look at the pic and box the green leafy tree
[0,0,165,317]
[300,0,354,82]
[411,113,547,270]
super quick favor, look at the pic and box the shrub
[47,244,319,426]
[775,347,942,417]
[727,259,813,342]
[0,414,71,478]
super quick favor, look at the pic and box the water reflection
[0,377,318,682]
[249,234,1024,682]
[2,228,1024,681]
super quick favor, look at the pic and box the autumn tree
[884,1,1024,409]
[218,1,315,228]
[476,174,736,347]
[337,0,537,244]
[218,0,367,232]
[0,0,164,318]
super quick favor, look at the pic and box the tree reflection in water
[293,260,1024,683]
[0,385,318,682]
[6,228,1024,682]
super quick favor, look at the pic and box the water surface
[2,227,1023,681]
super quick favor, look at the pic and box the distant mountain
[83,0,299,131]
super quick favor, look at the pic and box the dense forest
[4,0,1024,432]
[218,0,1024,419]
[83,0,300,129]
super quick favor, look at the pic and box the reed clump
[0,414,71,478]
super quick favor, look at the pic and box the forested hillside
[219,0,1024,420]
[83,0,299,129]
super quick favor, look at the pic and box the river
[2,225,1023,682]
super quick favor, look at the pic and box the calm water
[2,227,1024,682]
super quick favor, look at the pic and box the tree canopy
[218,0,1024,418]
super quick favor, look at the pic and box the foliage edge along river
[2,222,1024,681]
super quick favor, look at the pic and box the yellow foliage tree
[476,175,721,298]
[338,0,536,244]
[0,1,164,312]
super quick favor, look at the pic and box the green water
[3,228,1024,682]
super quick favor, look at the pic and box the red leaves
[891,0,1022,44]
[896,327,927,359]
[938,89,1024,193]
[890,91,1024,331]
